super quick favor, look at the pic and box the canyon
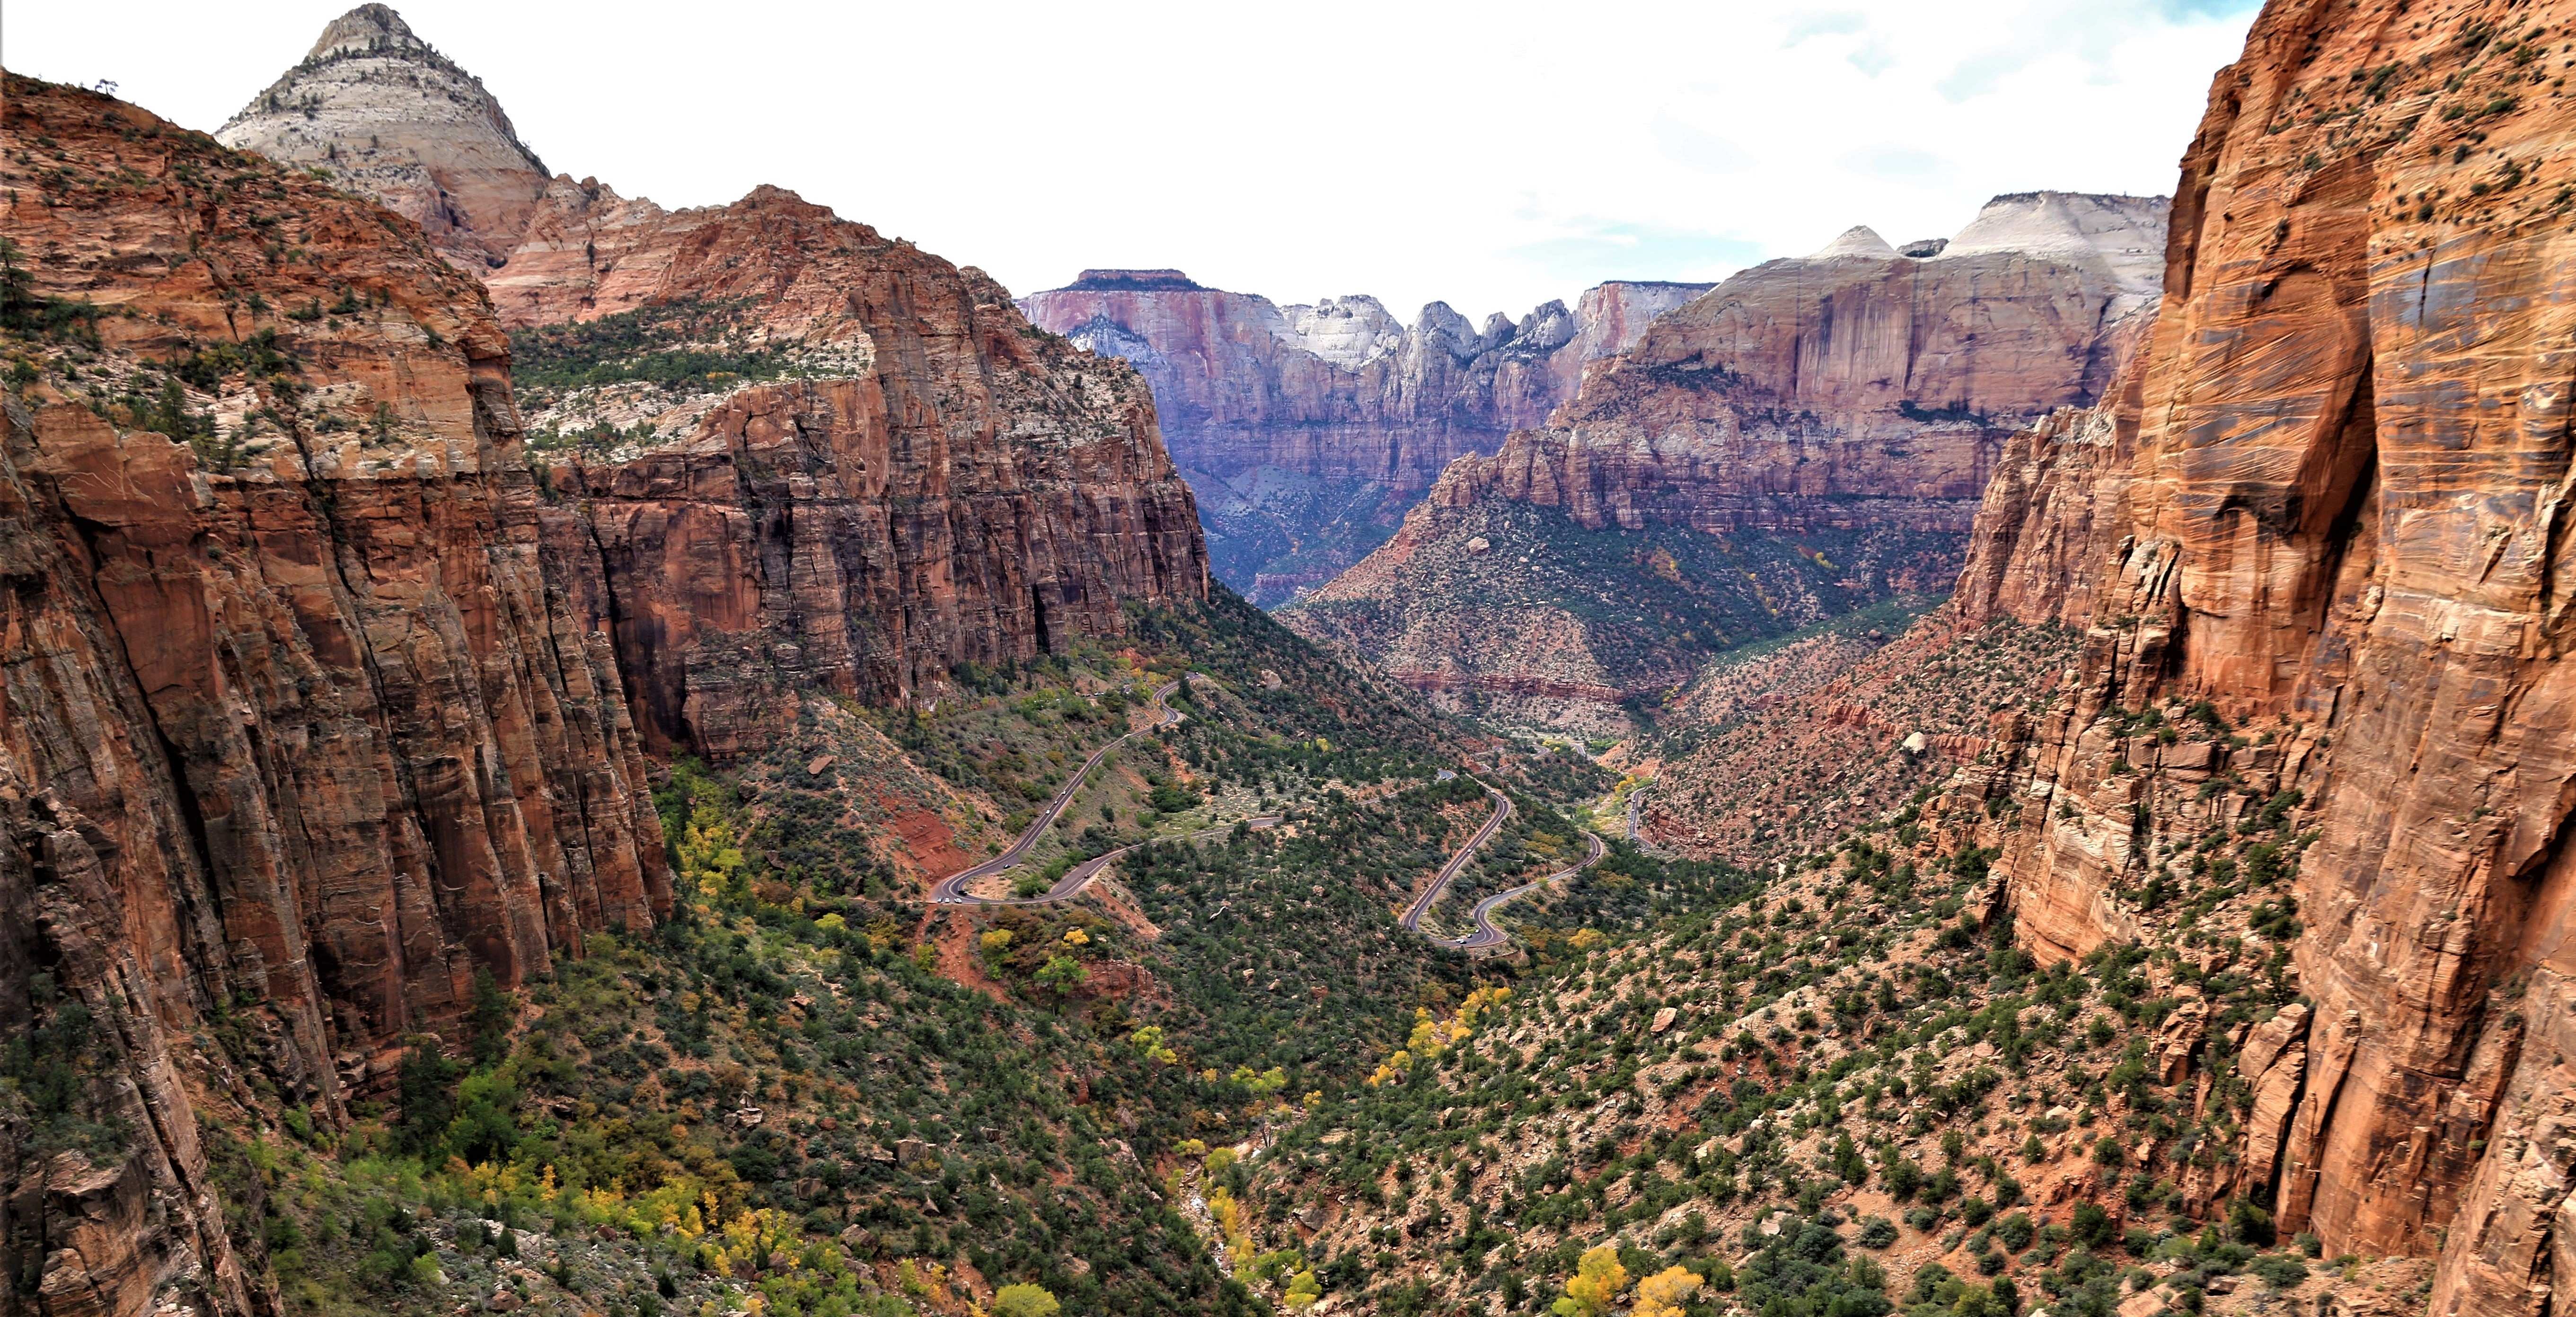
[9,0,2576,1315]
[1021,270,1710,604]
[1281,190,2167,733]
[1629,4,2576,1315]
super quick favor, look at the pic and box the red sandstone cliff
[1019,272,1706,493]
[3,28,1207,1312]
[1917,0,2576,1308]
[1018,271,1710,601]
[213,13,1209,754]
[1280,194,2164,724]
[3,75,666,1317]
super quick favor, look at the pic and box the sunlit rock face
[1021,271,1712,602]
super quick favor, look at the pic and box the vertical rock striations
[212,10,1211,754]
[2,74,667,1317]
[1932,1,2576,1307]
[1019,270,1709,602]
[1280,194,2165,727]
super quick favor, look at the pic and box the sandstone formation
[2,75,665,1317]
[2,28,1207,1313]
[212,10,1210,754]
[1806,0,2576,1308]
[216,4,549,269]
[1283,192,2165,725]
[1020,270,1709,601]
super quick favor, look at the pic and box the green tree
[394,1041,459,1155]
[467,967,514,1065]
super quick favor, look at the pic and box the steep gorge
[1633,0,2576,1308]
[1,34,1204,1315]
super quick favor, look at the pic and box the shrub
[2248,1254,2307,1289]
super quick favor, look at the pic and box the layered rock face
[1020,270,1708,601]
[3,23,1206,1314]
[1919,1,2576,1307]
[2,75,667,1317]
[1283,194,2164,721]
[216,4,549,269]
[217,12,1209,754]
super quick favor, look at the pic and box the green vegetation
[508,300,794,399]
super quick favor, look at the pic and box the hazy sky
[10,0,2260,324]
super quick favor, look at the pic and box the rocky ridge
[1636,0,2576,1310]
[1,27,1207,1315]
[1281,192,2165,730]
[217,9,1211,751]
[216,4,549,269]
[1021,270,1711,603]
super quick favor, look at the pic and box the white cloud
[8,0,2258,325]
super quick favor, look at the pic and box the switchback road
[932,680,1181,905]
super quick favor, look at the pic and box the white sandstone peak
[1809,226,1900,261]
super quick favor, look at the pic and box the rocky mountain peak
[1935,189,2168,303]
[1809,224,1900,259]
[217,5,548,268]
[306,2,421,58]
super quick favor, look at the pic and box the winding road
[932,680,1183,906]
[930,686,1604,954]
[1399,783,1611,951]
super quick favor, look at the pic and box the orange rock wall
[1952,4,2576,1309]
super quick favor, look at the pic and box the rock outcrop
[213,11,1210,754]
[1282,193,2165,723]
[2,74,665,1317]
[2,27,1206,1315]
[1020,270,1709,601]
[216,4,549,269]
[1907,0,2576,1308]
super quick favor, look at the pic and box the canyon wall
[1920,1,2576,1310]
[1019,270,1709,602]
[2,75,666,1317]
[1281,193,2165,728]
[5,20,1205,1312]
[215,7,1210,755]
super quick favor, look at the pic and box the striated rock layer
[1284,193,2165,718]
[213,11,1210,755]
[1911,1,2576,1309]
[3,34,1205,1316]
[3,75,667,1317]
[1020,270,1709,601]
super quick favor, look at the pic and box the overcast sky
[9,0,2259,324]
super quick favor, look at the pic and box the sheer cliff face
[1018,271,1709,602]
[3,76,666,1317]
[4,36,1204,1316]
[215,4,549,269]
[487,184,1211,752]
[1946,0,2576,1304]
[214,18,1209,752]
[1281,195,2164,724]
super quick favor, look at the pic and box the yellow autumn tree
[676,799,747,899]
[1552,1245,1629,1317]
[1634,1265,1703,1317]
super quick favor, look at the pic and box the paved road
[1398,781,1512,934]
[932,680,1183,905]
[1438,828,1609,951]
